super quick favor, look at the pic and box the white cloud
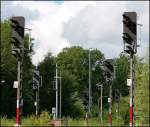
[1,1,149,65]
[63,1,127,58]
[23,1,96,65]
[63,1,149,59]
[1,1,40,22]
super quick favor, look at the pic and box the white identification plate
[52,107,56,114]
[34,102,37,106]
[13,81,18,88]
[108,98,111,102]
[127,79,132,86]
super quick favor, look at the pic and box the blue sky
[1,1,149,65]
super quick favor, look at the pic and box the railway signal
[104,60,114,83]
[122,12,137,126]
[33,69,40,90]
[122,12,137,55]
[10,16,25,58]
[32,68,41,116]
[104,60,114,126]
[10,16,25,127]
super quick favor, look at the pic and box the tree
[1,20,17,117]
[56,46,105,116]
[38,53,56,113]
[113,53,130,96]
[1,20,34,116]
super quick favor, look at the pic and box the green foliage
[113,53,129,96]
[61,70,80,117]
[72,97,84,117]
[38,53,56,113]
[134,58,149,125]
[91,104,99,117]
[57,46,105,112]
[115,97,129,125]
[1,20,17,116]
[1,20,34,116]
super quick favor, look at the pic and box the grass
[1,108,149,126]
[0,115,15,126]
[0,116,125,126]
[1,116,149,126]
[1,111,52,126]
[66,118,101,126]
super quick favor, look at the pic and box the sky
[1,1,149,65]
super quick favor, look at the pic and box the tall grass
[1,110,149,126]
[1,111,52,126]
[1,115,15,126]
[1,115,124,126]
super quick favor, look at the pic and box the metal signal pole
[88,49,92,114]
[35,89,38,116]
[59,72,62,119]
[100,84,103,123]
[108,83,112,126]
[129,54,134,126]
[16,47,24,127]
[20,45,24,126]
[16,60,21,126]
[96,83,103,123]
[40,76,42,87]
[108,63,116,126]
[35,85,39,116]
[56,63,58,119]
